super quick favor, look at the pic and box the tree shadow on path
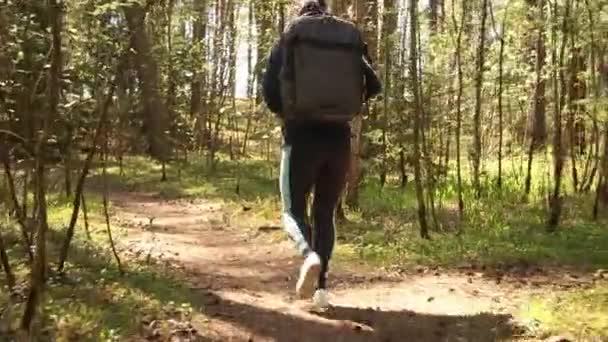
[200,291,519,342]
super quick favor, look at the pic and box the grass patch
[0,192,209,340]
[334,177,608,270]
[519,282,608,340]
[88,154,278,203]
[1,226,209,341]
[80,154,608,271]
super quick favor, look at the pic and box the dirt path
[110,192,557,342]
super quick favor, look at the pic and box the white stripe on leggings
[279,145,310,256]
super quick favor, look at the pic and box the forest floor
[108,190,602,342]
[2,157,607,341]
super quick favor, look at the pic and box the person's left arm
[262,40,284,114]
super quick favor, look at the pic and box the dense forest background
[1,0,607,340]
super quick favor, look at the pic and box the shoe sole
[296,262,321,299]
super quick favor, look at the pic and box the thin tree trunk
[547,0,570,231]
[81,193,91,240]
[472,0,488,198]
[567,35,587,192]
[452,0,465,216]
[594,125,608,219]
[567,51,582,191]
[22,168,28,222]
[416,21,439,230]
[254,0,273,104]
[57,82,116,272]
[580,122,599,191]
[497,33,505,189]
[161,0,177,183]
[410,0,429,239]
[20,157,49,333]
[241,0,255,156]
[347,0,377,208]
[380,0,395,188]
[191,0,208,147]
[525,0,547,197]
[0,229,15,291]
[64,150,72,198]
[444,125,451,175]
[585,0,603,198]
[102,127,123,274]
[430,0,439,32]
[525,142,535,196]
[2,158,33,260]
[399,148,408,188]
[489,0,509,189]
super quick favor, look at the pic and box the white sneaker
[313,289,330,310]
[296,252,321,299]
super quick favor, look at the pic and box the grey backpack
[279,14,365,123]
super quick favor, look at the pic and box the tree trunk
[20,158,50,333]
[21,0,61,331]
[162,0,177,182]
[254,0,273,104]
[191,0,208,147]
[379,0,395,188]
[430,0,440,32]
[124,3,171,162]
[497,32,505,189]
[567,45,586,191]
[489,0,509,189]
[2,158,33,260]
[594,125,608,219]
[0,229,15,291]
[347,0,377,208]
[409,0,429,239]
[547,0,570,231]
[102,126,123,274]
[472,0,488,198]
[190,1,204,119]
[452,0,465,216]
[63,145,72,198]
[58,83,116,272]
[399,148,408,188]
[525,0,547,196]
[241,0,255,156]
[580,122,599,192]
[81,193,91,240]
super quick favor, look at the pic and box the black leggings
[279,131,350,289]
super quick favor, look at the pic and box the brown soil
[110,192,578,342]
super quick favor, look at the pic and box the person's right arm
[362,55,382,101]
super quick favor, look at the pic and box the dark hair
[299,0,327,15]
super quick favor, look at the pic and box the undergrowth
[1,154,607,339]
